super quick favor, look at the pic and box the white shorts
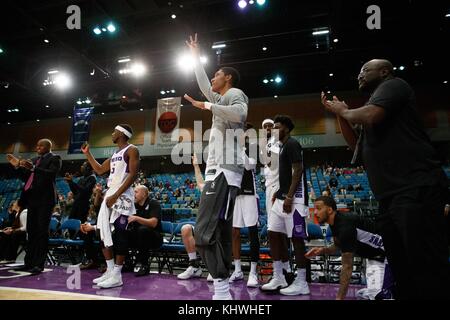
[268,199,309,238]
[232,195,259,228]
[265,183,278,217]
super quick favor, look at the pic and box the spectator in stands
[65,161,96,223]
[321,58,449,299]
[347,184,354,192]
[328,176,338,189]
[354,184,363,192]
[0,200,27,263]
[174,188,181,198]
[52,205,62,219]
[64,191,74,217]
[6,138,62,275]
[322,188,332,197]
[306,196,394,300]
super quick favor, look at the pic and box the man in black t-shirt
[261,115,310,296]
[306,196,394,300]
[121,185,163,276]
[320,59,449,299]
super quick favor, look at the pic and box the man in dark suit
[6,138,62,275]
[65,161,96,223]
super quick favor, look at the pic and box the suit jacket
[18,152,62,207]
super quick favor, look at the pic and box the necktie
[24,157,41,191]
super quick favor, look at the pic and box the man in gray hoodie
[184,33,248,300]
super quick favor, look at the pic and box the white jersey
[107,144,134,194]
[263,136,280,188]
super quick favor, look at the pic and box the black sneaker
[135,264,150,277]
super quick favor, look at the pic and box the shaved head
[358,58,395,93]
[36,138,52,155]
[365,59,394,75]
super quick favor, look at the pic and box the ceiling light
[107,23,116,33]
[36,119,40,122]
[54,73,72,90]
[140,108,144,111]
[312,29,330,36]
[238,0,247,9]
[101,28,107,32]
[329,73,334,77]
[160,91,166,95]
[45,105,50,108]
[263,79,269,84]
[211,43,226,49]
[44,39,49,43]
[333,38,339,43]
[93,27,101,35]
[118,58,131,63]
[256,0,266,5]
[274,95,278,98]
[171,14,176,19]
[275,76,282,83]
[399,66,405,71]
[101,112,105,115]
[48,70,59,74]
[262,47,267,51]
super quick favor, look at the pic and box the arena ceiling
[0,0,449,124]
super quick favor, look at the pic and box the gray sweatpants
[194,173,239,279]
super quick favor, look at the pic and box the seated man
[125,185,163,276]
[305,196,394,300]
[0,201,27,263]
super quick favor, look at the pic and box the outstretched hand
[185,33,200,55]
[6,154,20,168]
[184,94,206,110]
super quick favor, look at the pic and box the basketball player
[184,33,248,300]
[306,196,394,300]
[261,115,310,296]
[229,123,260,287]
[81,124,140,288]
[260,119,293,279]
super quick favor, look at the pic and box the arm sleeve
[210,90,248,123]
[367,79,412,116]
[193,59,221,103]
[34,155,62,180]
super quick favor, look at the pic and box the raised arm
[81,143,110,175]
[186,33,221,103]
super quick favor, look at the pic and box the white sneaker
[98,273,123,289]
[247,272,259,287]
[93,270,112,284]
[207,273,213,282]
[212,292,233,300]
[229,270,244,283]
[260,275,288,291]
[177,266,202,280]
[279,276,310,295]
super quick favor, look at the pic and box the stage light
[77,100,82,105]
[262,47,267,51]
[275,76,282,83]
[130,63,147,77]
[101,112,105,115]
[36,119,40,122]
[256,0,266,5]
[177,54,206,72]
[446,13,450,18]
[274,95,278,98]
[263,79,269,84]
[171,89,176,93]
[45,105,50,108]
[7,122,11,125]
[0,48,3,53]
[85,99,92,104]
[68,116,72,119]
[101,28,107,32]
[171,14,177,19]
[200,56,208,64]
[238,0,247,9]
[329,73,334,77]
[399,66,405,71]
[54,73,72,90]
[333,38,339,43]
[93,27,101,35]
[107,23,116,33]
[443,80,448,84]
[160,91,166,95]
[140,108,144,111]
[249,0,254,4]
[44,39,50,43]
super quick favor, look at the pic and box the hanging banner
[155,97,181,149]
[68,107,94,154]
